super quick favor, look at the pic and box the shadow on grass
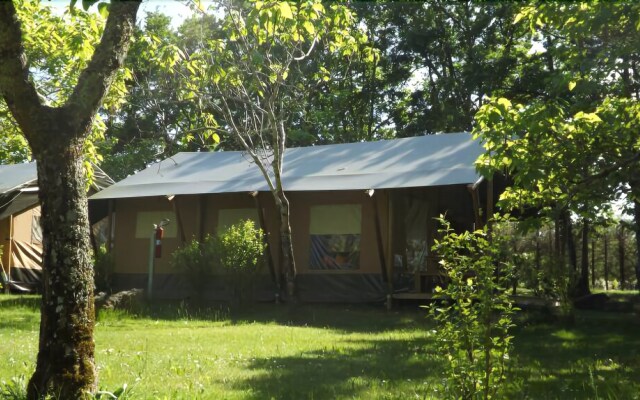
[506,311,640,399]
[233,336,441,399]
[0,295,41,331]
[123,300,431,334]
[0,295,41,309]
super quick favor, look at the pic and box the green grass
[1,295,639,399]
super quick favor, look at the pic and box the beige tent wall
[288,190,389,275]
[12,207,37,242]
[114,196,179,275]
[0,207,43,289]
[112,193,281,275]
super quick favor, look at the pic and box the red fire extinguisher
[154,226,164,258]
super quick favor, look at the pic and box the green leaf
[302,21,315,35]
[497,98,512,109]
[279,2,294,20]
[97,2,109,19]
[568,81,576,91]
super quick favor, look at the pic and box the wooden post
[198,195,207,242]
[486,178,494,235]
[368,190,388,283]
[466,183,483,230]
[106,200,114,253]
[169,196,186,244]
[386,192,394,309]
[7,214,13,277]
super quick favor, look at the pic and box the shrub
[216,219,266,304]
[171,235,218,300]
[429,216,517,400]
[172,220,266,304]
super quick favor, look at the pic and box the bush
[216,219,266,304]
[172,220,266,303]
[429,216,517,400]
[171,235,218,300]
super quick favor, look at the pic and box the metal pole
[147,227,156,300]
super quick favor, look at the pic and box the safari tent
[0,162,114,292]
[90,133,500,302]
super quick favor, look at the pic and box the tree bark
[576,219,591,296]
[617,224,625,289]
[0,2,139,397]
[604,233,609,291]
[29,139,96,399]
[276,192,297,298]
[634,197,640,292]
[591,236,596,288]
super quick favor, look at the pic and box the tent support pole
[147,229,156,300]
[170,196,186,244]
[106,200,114,253]
[486,178,494,234]
[369,190,388,284]
[7,214,13,278]
[198,195,207,242]
[466,184,483,230]
[250,192,278,291]
[386,192,395,309]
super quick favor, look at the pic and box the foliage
[216,220,266,274]
[171,235,218,300]
[472,2,640,295]
[171,0,372,296]
[429,216,517,400]
[216,219,266,303]
[0,1,132,170]
[0,375,27,400]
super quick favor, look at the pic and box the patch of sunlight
[594,358,622,372]
[552,329,584,341]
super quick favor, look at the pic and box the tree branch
[65,0,141,133]
[0,2,45,139]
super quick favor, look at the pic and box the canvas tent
[0,162,114,292]
[90,132,499,302]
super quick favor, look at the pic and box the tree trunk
[576,219,590,297]
[0,3,139,397]
[618,224,625,289]
[276,192,296,299]
[634,197,640,292]
[591,236,596,288]
[28,140,96,399]
[604,233,609,291]
[563,212,582,297]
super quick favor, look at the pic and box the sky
[46,0,212,28]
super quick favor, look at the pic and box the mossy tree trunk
[0,2,139,398]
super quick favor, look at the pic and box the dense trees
[0,2,638,394]
[474,2,640,295]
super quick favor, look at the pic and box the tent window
[309,204,361,270]
[404,197,429,271]
[135,211,177,238]
[31,208,42,245]
[217,208,259,235]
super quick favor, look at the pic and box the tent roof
[0,162,114,220]
[91,133,484,200]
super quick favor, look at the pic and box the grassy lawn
[1,295,639,399]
